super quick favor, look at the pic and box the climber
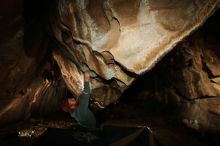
[61,71,96,129]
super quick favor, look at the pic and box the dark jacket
[70,82,96,129]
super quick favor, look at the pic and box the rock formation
[0,0,220,144]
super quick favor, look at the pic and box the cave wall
[0,0,220,132]
[175,25,220,133]
[44,0,220,109]
[126,11,220,134]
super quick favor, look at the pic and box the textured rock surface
[47,0,220,107]
[176,32,220,133]
[112,15,220,144]
[121,12,220,134]
[0,0,220,139]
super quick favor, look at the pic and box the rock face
[128,10,220,134]
[45,0,220,107]
[0,0,220,135]
[176,28,220,133]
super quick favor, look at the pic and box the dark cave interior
[0,1,220,146]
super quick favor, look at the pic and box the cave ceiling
[0,0,220,126]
